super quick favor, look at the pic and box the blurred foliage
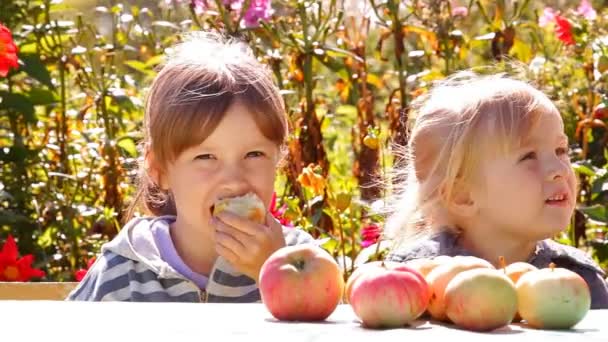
[0,0,607,280]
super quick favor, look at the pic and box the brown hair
[125,31,287,221]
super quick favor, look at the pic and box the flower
[0,235,45,282]
[224,0,243,11]
[576,0,596,21]
[538,8,556,27]
[451,6,468,17]
[243,0,273,28]
[222,0,272,28]
[0,23,19,77]
[269,192,293,227]
[75,256,97,282]
[360,223,381,248]
[297,163,326,195]
[554,15,575,46]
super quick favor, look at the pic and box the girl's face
[468,110,577,242]
[159,100,280,238]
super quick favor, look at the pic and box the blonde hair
[384,70,560,248]
[126,31,287,221]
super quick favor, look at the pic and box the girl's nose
[545,156,569,181]
[217,164,250,195]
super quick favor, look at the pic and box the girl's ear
[145,147,168,190]
[442,180,478,218]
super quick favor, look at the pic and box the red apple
[259,244,344,321]
[349,264,430,328]
[344,261,404,303]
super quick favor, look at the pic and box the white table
[1,302,605,341]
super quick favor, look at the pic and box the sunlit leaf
[20,53,54,89]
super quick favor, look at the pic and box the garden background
[0,0,607,282]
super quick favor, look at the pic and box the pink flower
[360,223,381,248]
[554,15,575,45]
[577,0,596,20]
[451,6,468,17]
[269,192,293,227]
[242,0,273,28]
[538,7,556,27]
[223,0,243,11]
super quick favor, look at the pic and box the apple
[502,260,538,322]
[516,263,591,329]
[344,261,404,303]
[444,268,518,331]
[349,264,430,328]
[405,256,453,278]
[426,256,494,321]
[259,244,344,321]
[213,192,265,224]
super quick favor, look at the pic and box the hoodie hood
[102,216,185,279]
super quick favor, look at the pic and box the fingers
[215,242,240,266]
[212,216,254,242]
[214,211,265,236]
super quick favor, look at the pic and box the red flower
[75,256,97,282]
[0,23,19,77]
[0,235,46,282]
[361,223,381,248]
[269,192,293,227]
[554,15,575,46]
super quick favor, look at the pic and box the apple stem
[549,262,556,271]
[499,256,506,273]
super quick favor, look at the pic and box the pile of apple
[258,245,592,332]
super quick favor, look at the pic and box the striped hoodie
[66,216,314,302]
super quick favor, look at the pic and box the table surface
[1,301,605,341]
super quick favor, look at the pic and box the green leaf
[572,162,596,177]
[0,92,36,123]
[27,88,58,105]
[124,60,155,76]
[335,105,357,117]
[19,53,54,89]
[37,226,58,249]
[510,38,532,63]
[117,137,138,157]
[579,205,608,223]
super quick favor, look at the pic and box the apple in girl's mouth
[212,192,266,224]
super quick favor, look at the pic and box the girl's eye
[556,146,569,156]
[246,151,265,158]
[519,151,536,162]
[194,154,215,161]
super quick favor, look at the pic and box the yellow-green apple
[259,244,344,321]
[444,268,518,331]
[426,256,494,321]
[349,264,430,328]
[213,192,265,224]
[516,263,591,329]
